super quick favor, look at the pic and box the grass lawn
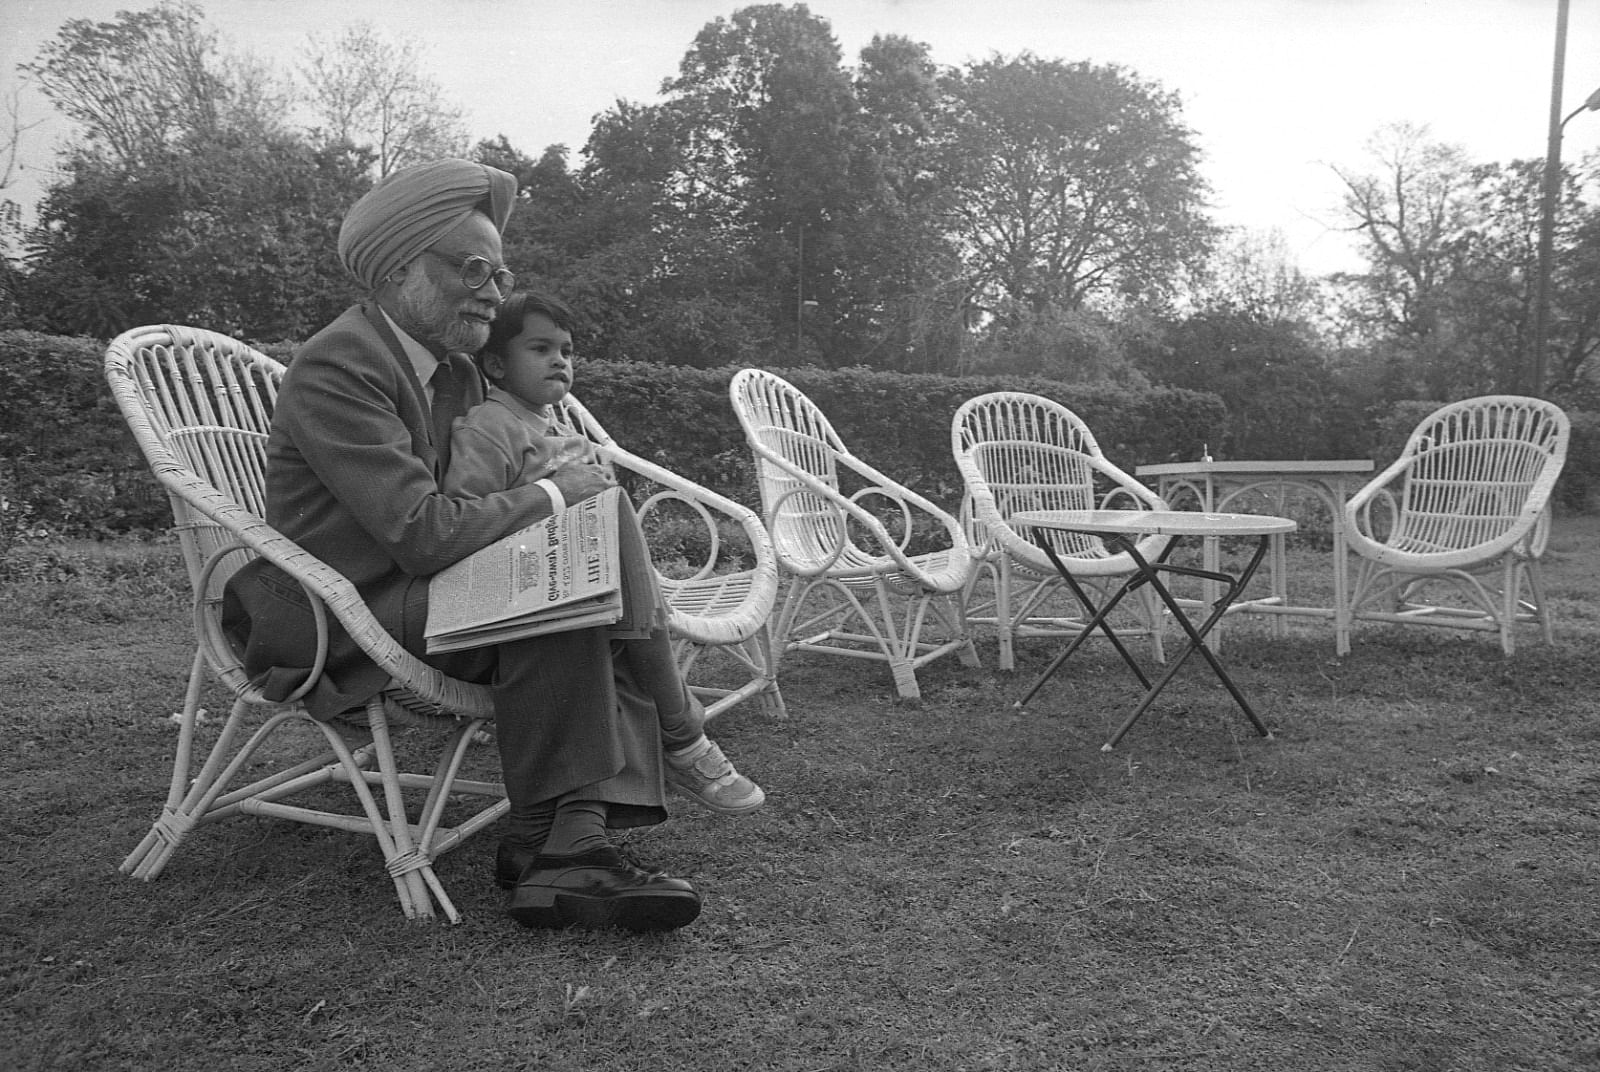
[2,517,1598,1071]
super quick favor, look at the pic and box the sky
[3,0,1598,275]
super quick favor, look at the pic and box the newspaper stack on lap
[424,486,656,654]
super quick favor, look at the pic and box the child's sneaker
[665,737,765,815]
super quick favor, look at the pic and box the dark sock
[541,799,611,858]
[659,705,704,752]
[503,799,557,852]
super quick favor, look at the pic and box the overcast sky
[4,0,1598,275]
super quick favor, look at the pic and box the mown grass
[2,519,1598,1071]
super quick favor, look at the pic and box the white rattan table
[1135,460,1374,655]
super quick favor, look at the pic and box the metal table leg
[1011,530,1179,711]
[1100,533,1276,750]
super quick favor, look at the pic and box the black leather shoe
[494,840,539,890]
[507,847,701,932]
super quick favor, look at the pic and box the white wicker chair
[106,325,506,923]
[1344,395,1570,654]
[553,394,784,719]
[951,391,1170,670]
[729,368,978,700]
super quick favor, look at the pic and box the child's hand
[550,461,615,504]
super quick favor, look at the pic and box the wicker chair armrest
[594,441,777,585]
[829,449,969,550]
[751,440,968,581]
[1343,454,1412,523]
[1093,458,1168,510]
[155,461,494,720]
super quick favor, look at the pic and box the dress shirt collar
[380,307,445,404]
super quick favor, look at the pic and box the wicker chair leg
[363,699,455,922]
[1527,561,1554,645]
[742,629,787,718]
[756,680,788,718]
[1137,585,1167,664]
[873,583,925,701]
[123,692,259,881]
[888,658,922,700]
[122,648,209,879]
[958,562,1005,670]
[943,596,981,669]
[994,572,1017,672]
[765,627,788,715]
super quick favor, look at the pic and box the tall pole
[796,223,805,353]
[1531,0,1569,396]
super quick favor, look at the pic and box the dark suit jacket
[222,303,551,717]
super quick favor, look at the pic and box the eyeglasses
[427,250,516,298]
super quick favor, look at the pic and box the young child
[445,290,765,816]
[442,290,598,500]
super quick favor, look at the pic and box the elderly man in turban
[223,159,725,932]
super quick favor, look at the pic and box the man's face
[488,313,575,408]
[392,213,506,354]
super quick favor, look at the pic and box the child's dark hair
[482,289,579,360]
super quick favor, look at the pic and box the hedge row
[1,329,1593,544]
[572,361,1229,512]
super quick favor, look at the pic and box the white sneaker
[666,737,766,815]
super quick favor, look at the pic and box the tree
[935,54,1216,326]
[20,1,230,171]
[300,23,469,177]
[1131,308,1349,459]
[967,304,1137,384]
[490,7,1218,372]
[482,138,588,281]
[0,86,46,201]
[1539,152,1600,391]
[0,87,47,324]
[13,2,371,338]
[17,133,371,339]
[1331,124,1485,396]
[500,98,777,367]
[520,4,866,367]
[660,3,863,358]
[1196,228,1325,326]
[1330,128,1600,397]
[841,34,970,372]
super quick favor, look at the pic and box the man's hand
[549,461,615,506]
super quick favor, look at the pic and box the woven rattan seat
[106,324,506,922]
[1344,395,1570,654]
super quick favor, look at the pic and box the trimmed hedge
[569,362,1228,513]
[2,330,1592,544]
[1,331,165,538]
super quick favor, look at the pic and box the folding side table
[1010,509,1297,751]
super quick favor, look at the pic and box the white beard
[394,270,492,353]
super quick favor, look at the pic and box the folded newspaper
[424,486,658,654]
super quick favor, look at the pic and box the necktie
[430,358,461,476]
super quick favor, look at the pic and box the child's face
[489,312,574,407]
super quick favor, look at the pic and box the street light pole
[1530,0,1600,395]
[796,222,804,353]
[795,222,819,353]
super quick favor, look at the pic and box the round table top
[1012,508,1298,537]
